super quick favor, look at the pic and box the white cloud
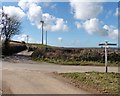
[82,18,118,40]
[15,34,41,43]
[42,13,56,24]
[69,1,118,40]
[18,0,68,32]
[49,18,68,32]
[103,25,118,40]
[18,0,29,10]
[83,18,108,36]
[115,8,120,16]
[109,29,118,40]
[70,1,103,20]
[75,22,82,29]
[27,3,43,29]
[16,34,27,42]
[18,0,40,10]
[3,6,25,19]
[58,37,63,42]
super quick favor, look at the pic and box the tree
[1,15,21,43]
[1,12,21,55]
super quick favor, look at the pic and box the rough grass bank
[31,47,120,66]
[58,72,120,94]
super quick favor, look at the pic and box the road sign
[99,41,117,73]
[99,43,117,46]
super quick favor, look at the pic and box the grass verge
[59,72,120,94]
[33,58,119,66]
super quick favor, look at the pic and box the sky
[0,0,119,48]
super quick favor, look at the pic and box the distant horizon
[9,39,118,48]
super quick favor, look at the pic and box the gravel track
[2,50,92,94]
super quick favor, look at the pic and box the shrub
[31,48,120,63]
[31,48,46,59]
[2,43,27,56]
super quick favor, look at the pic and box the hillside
[32,47,120,66]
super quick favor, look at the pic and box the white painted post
[105,41,108,73]
[99,41,117,73]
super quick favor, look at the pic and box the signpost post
[99,41,117,73]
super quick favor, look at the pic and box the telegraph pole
[26,35,29,50]
[46,31,47,45]
[26,35,29,44]
[99,41,117,73]
[40,21,44,45]
[46,31,47,49]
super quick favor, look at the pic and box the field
[59,72,120,94]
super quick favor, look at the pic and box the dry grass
[60,72,120,94]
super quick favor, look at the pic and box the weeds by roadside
[59,72,120,94]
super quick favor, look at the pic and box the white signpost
[99,41,117,73]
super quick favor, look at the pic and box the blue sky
[0,1,119,48]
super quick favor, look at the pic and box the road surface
[1,50,119,94]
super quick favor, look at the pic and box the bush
[31,48,46,59]
[31,48,120,63]
[21,41,26,44]
[28,46,38,52]
[2,43,27,56]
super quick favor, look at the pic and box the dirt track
[2,50,118,94]
[3,69,90,94]
[2,51,90,94]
